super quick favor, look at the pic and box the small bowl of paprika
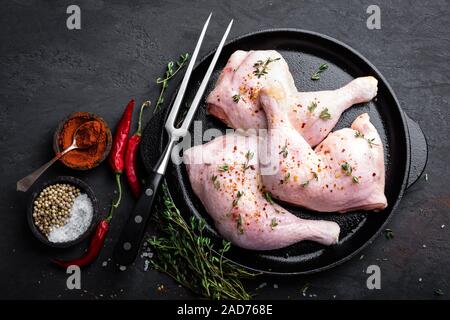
[54,112,112,170]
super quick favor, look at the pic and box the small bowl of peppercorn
[27,176,99,248]
[54,112,112,170]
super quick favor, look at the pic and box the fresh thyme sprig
[270,218,278,229]
[354,130,379,148]
[263,191,274,204]
[311,63,328,80]
[147,183,257,300]
[236,214,244,234]
[341,162,352,176]
[367,138,377,148]
[155,53,189,112]
[232,190,244,207]
[242,150,254,172]
[319,108,331,120]
[218,164,230,172]
[283,172,291,183]
[279,140,289,158]
[211,175,220,190]
[253,57,280,78]
[384,228,394,239]
[341,162,359,183]
[301,171,318,187]
[308,101,318,113]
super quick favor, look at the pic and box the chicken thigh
[207,50,378,146]
[259,86,387,212]
[184,132,340,250]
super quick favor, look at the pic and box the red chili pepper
[125,101,151,198]
[52,100,135,269]
[108,98,135,223]
[52,220,109,268]
[109,99,135,174]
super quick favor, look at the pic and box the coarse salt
[48,194,93,243]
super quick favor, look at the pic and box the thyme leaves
[211,175,220,190]
[319,108,331,120]
[253,57,280,78]
[311,63,328,80]
[264,191,274,204]
[279,140,289,158]
[242,150,254,172]
[155,53,189,111]
[232,190,244,207]
[218,164,230,172]
[308,101,318,113]
[270,218,279,229]
[147,183,256,300]
[354,130,379,148]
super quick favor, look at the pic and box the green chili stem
[106,173,122,222]
[136,101,151,136]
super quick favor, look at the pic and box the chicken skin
[207,50,378,146]
[258,86,387,212]
[184,132,340,250]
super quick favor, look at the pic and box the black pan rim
[142,28,411,275]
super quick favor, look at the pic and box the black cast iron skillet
[140,29,428,275]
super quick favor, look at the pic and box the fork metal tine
[165,12,212,133]
[155,17,233,176]
[174,19,234,137]
[114,15,234,266]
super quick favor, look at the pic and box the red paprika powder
[75,121,102,149]
[57,112,111,170]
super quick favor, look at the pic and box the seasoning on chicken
[206,50,378,146]
[183,133,340,251]
[258,85,387,212]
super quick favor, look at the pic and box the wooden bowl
[53,112,112,170]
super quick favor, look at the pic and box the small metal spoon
[16,121,99,192]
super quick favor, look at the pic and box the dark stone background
[0,0,449,300]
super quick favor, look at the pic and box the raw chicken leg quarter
[207,50,378,146]
[184,133,341,251]
[259,86,387,213]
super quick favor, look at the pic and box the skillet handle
[113,170,163,266]
[404,113,428,188]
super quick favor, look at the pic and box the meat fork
[114,14,233,266]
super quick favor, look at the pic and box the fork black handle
[113,14,233,267]
[113,170,163,266]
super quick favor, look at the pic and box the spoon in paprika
[16,121,100,192]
